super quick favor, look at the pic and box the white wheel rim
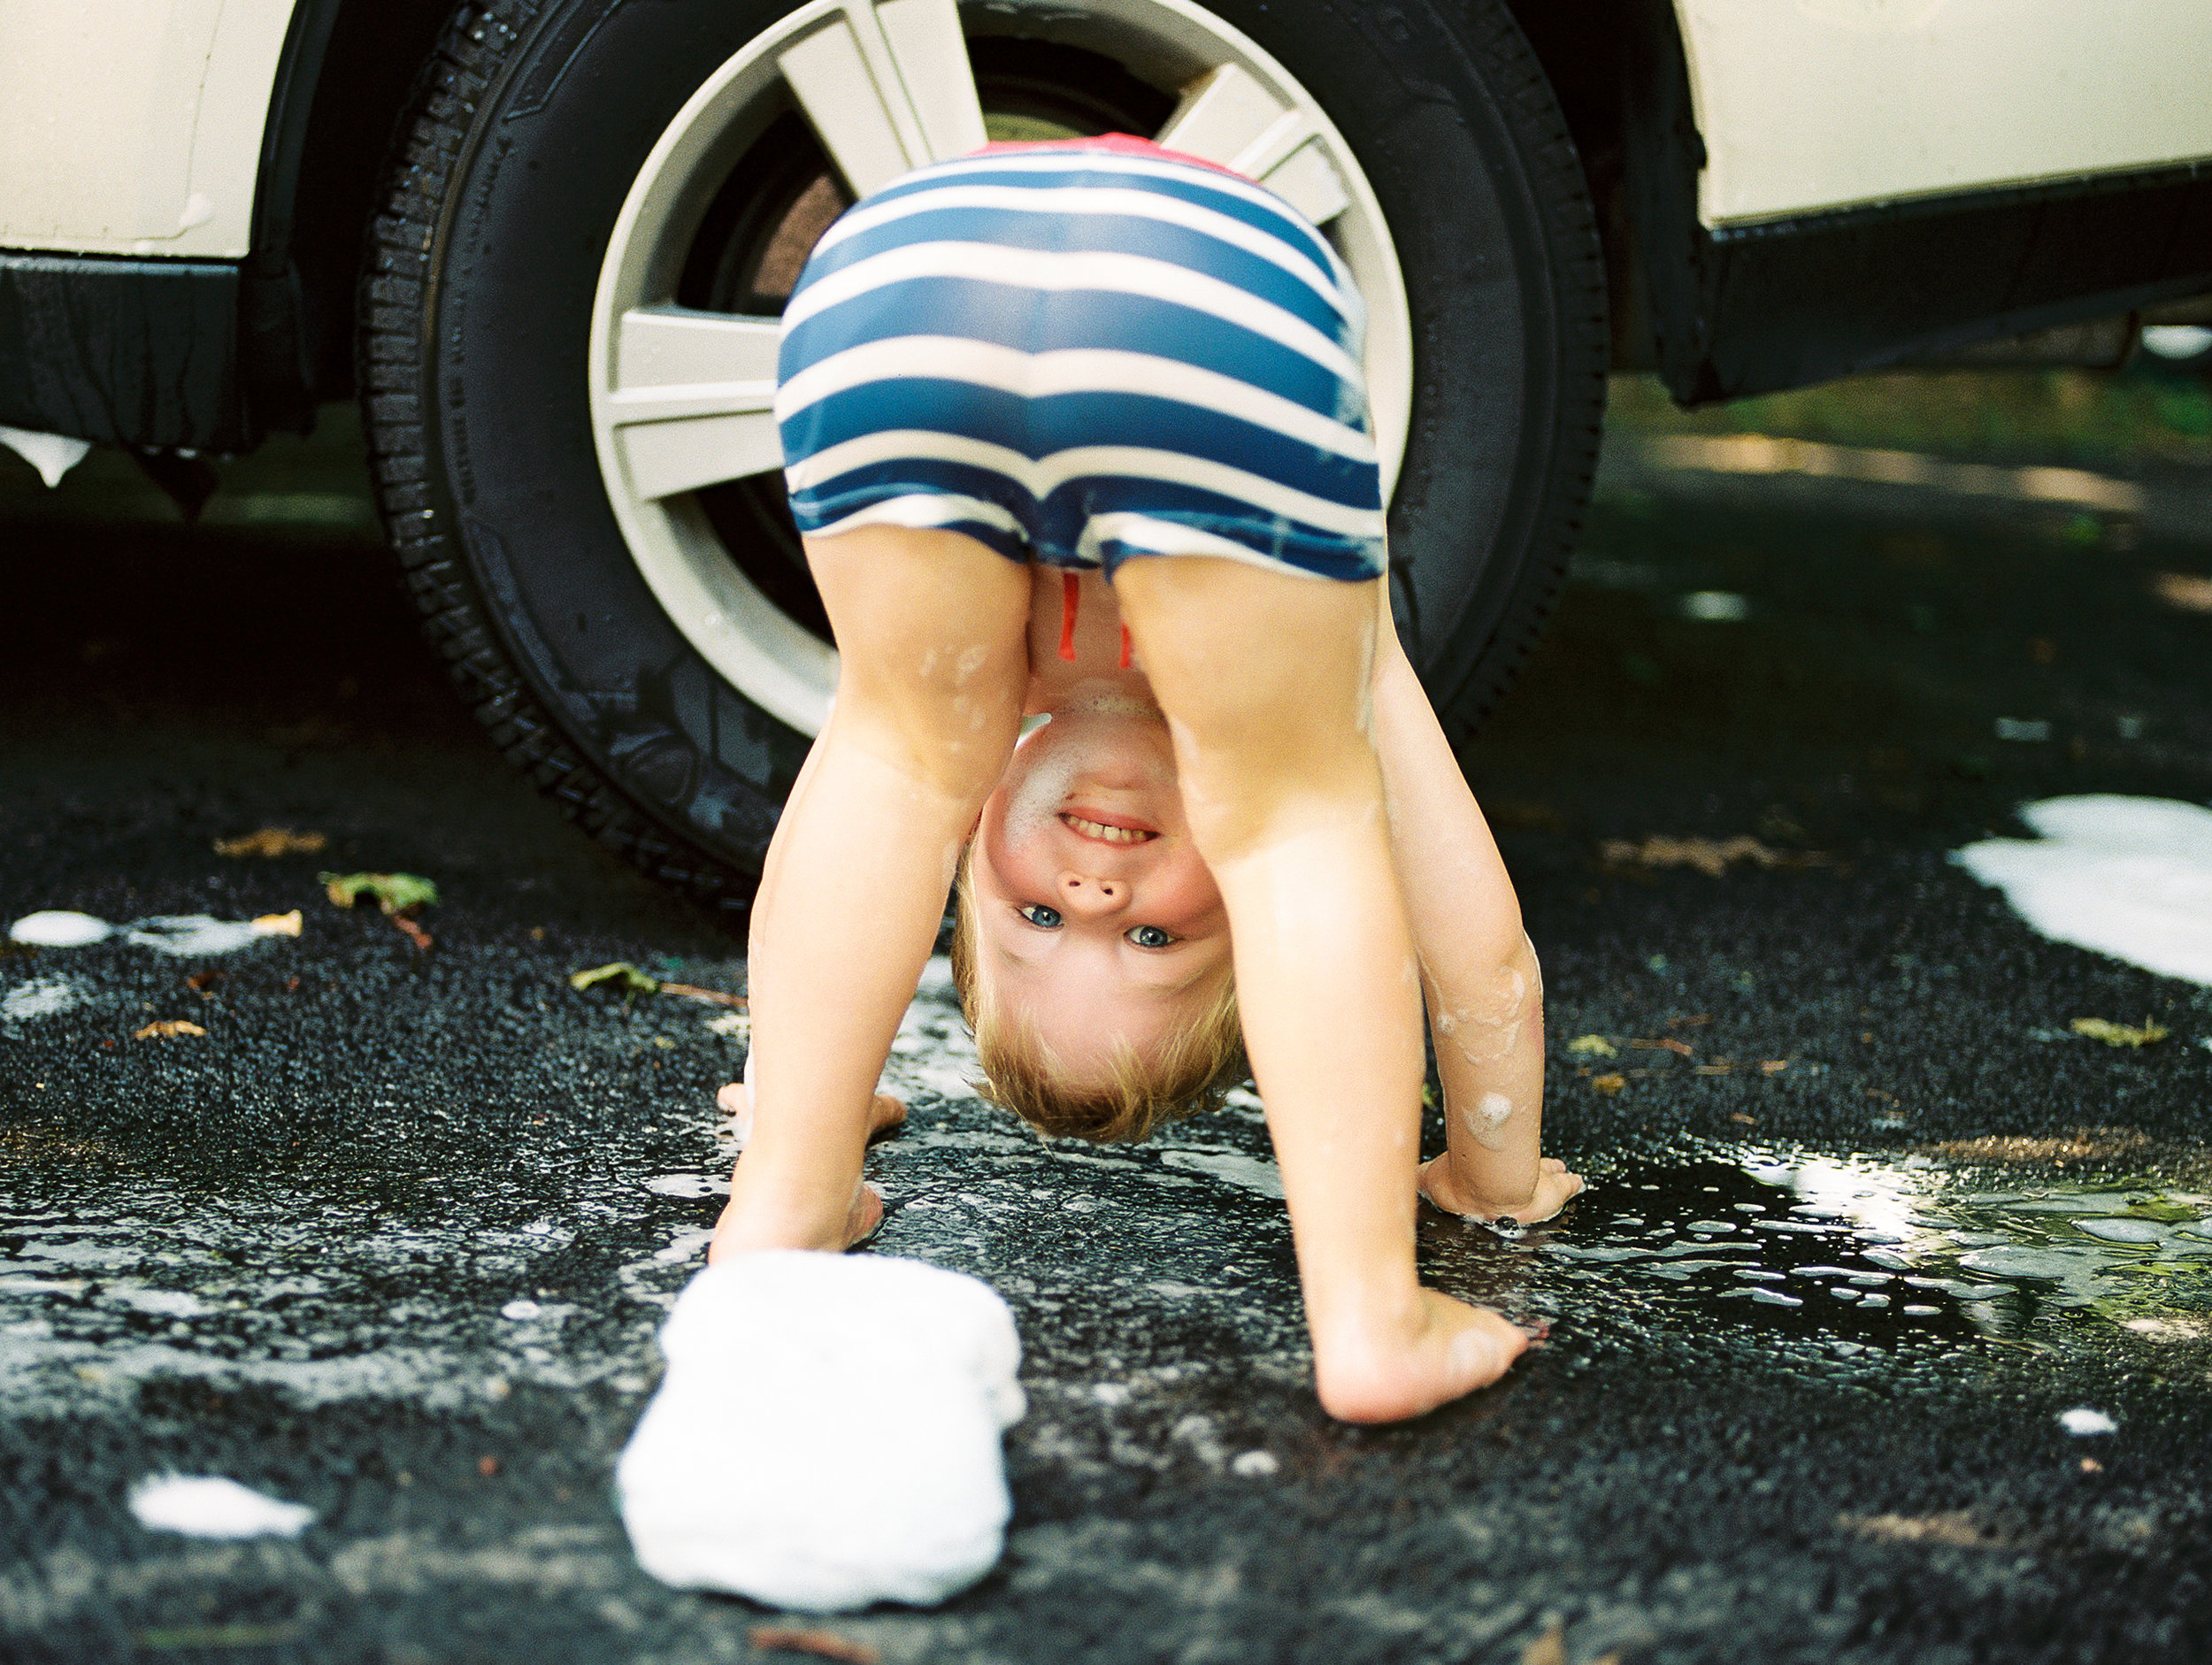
[588,0,1413,738]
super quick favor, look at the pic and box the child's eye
[1125,925,1176,948]
[1018,904,1064,930]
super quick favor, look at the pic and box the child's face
[971,704,1233,1082]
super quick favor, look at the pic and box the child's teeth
[1064,814,1147,842]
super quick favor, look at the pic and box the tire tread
[356,0,748,917]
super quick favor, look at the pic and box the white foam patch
[110,1286,204,1318]
[3,978,77,1022]
[2057,1407,2118,1436]
[125,916,269,956]
[0,426,93,487]
[617,1252,1023,1611]
[8,911,112,948]
[643,1173,728,1199]
[7,910,282,956]
[127,1475,314,1538]
[1953,796,2212,985]
[1159,1149,1285,1200]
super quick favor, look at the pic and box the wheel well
[256,0,1667,424]
[250,0,453,427]
[1494,0,1654,372]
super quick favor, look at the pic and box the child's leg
[712,523,1031,1256]
[1112,556,1527,1423]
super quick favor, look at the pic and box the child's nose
[1056,871,1127,917]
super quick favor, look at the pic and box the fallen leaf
[2150,572,2212,615]
[570,962,659,996]
[2070,1017,2169,1048]
[2081,1457,2104,1473]
[1630,1037,1694,1056]
[1760,1060,1789,1074]
[477,1455,498,1477]
[1697,1064,1735,1077]
[214,828,326,858]
[749,1628,879,1664]
[1934,1127,2152,1163]
[392,915,434,953]
[1599,834,1828,877]
[1730,1111,1758,1124]
[1670,1013,1713,1028]
[1520,1623,1565,1665]
[1590,1073,1626,1095]
[134,1020,207,1040]
[186,970,223,995]
[250,910,303,937]
[1844,1510,1995,1548]
[659,981,747,1009]
[706,1011,749,1038]
[1566,1034,1617,1058]
[320,871,439,915]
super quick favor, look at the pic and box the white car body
[4,0,2207,898]
[5,0,2210,257]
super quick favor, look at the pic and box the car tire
[360,0,1605,917]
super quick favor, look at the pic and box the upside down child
[709,134,1580,1423]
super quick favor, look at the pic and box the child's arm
[1113,556,1529,1423]
[1368,605,1582,1223]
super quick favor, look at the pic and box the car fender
[0,0,300,259]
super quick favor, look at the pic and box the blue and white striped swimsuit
[774,137,1385,582]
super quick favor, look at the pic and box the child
[710,135,1580,1423]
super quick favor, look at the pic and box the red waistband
[977,131,1247,180]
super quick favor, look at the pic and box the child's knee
[829,669,1024,802]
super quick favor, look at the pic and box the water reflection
[1420,1147,2212,1356]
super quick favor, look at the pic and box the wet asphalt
[4,406,2211,1665]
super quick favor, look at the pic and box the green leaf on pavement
[570,962,661,996]
[1566,1033,1619,1057]
[2070,1017,2169,1047]
[320,871,440,915]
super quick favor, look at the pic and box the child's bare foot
[708,1178,883,1261]
[704,1090,906,1260]
[1311,1289,1532,1423]
[1418,1154,1583,1225]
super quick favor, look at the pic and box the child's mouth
[1059,811,1155,845]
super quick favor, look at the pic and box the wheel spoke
[1156,64,1349,226]
[607,306,785,501]
[779,0,987,199]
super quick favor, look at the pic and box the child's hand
[1417,1154,1584,1225]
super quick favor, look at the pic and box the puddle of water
[1426,1148,2210,1356]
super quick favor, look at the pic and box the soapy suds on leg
[1436,963,1533,1069]
[1463,1092,1516,1152]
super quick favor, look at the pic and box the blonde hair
[949,843,1247,1143]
